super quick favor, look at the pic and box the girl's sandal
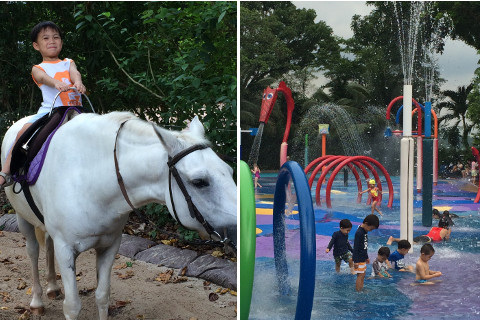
[0,172,13,190]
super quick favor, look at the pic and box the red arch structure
[305,155,394,209]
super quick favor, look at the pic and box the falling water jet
[248,122,265,168]
[393,1,426,246]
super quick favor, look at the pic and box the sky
[292,1,480,92]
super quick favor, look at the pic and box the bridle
[113,120,234,248]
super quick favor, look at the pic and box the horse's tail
[35,227,46,250]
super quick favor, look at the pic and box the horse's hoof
[30,306,45,316]
[47,289,63,300]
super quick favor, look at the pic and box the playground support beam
[400,137,414,249]
[422,138,433,227]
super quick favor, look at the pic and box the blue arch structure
[395,103,425,124]
[273,161,316,320]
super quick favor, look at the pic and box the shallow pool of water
[249,173,480,319]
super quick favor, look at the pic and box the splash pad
[248,170,480,319]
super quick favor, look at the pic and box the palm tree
[437,84,474,150]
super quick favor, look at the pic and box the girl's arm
[69,61,86,94]
[32,67,70,92]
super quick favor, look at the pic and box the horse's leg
[45,233,62,299]
[54,240,81,320]
[16,215,44,315]
[95,236,122,320]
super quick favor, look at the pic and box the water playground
[241,3,480,318]
[241,164,480,319]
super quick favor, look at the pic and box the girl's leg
[0,122,33,185]
[373,201,382,215]
[387,236,401,245]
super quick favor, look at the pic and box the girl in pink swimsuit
[251,163,262,189]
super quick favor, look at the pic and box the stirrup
[0,172,13,189]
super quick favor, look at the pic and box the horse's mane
[104,111,210,147]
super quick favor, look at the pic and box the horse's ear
[188,116,205,137]
[152,124,176,154]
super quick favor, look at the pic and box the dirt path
[0,231,236,320]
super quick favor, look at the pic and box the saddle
[10,106,85,223]
[11,106,84,184]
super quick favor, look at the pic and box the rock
[0,214,19,232]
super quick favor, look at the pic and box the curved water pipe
[305,155,394,208]
[471,147,480,203]
[258,81,295,167]
[387,96,423,192]
[239,161,256,320]
[386,96,423,135]
[393,103,439,186]
[273,161,316,319]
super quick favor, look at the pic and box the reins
[113,120,236,250]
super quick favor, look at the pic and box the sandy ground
[0,231,236,320]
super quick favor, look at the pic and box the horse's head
[153,117,236,241]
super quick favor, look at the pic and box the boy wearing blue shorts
[353,214,380,292]
[325,219,354,274]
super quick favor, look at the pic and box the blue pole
[273,161,316,320]
[422,101,433,226]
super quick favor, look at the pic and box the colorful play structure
[385,96,439,190]
[258,81,295,167]
[304,155,394,209]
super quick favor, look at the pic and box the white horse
[1,111,237,320]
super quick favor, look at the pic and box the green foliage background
[0,1,236,156]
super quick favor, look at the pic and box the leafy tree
[240,1,340,168]
[435,2,480,51]
[437,84,474,150]
[0,2,236,157]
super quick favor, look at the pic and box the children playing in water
[353,214,380,292]
[414,243,442,285]
[359,179,383,216]
[387,239,414,272]
[325,219,354,274]
[251,163,262,189]
[372,247,392,278]
[0,21,85,189]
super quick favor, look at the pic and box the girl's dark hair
[339,219,352,229]
[378,246,390,257]
[30,21,63,43]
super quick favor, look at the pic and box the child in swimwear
[372,247,392,278]
[325,219,354,274]
[0,21,85,189]
[251,163,262,189]
[353,214,380,292]
[415,243,442,284]
[359,179,383,216]
[386,239,414,272]
[388,218,451,245]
